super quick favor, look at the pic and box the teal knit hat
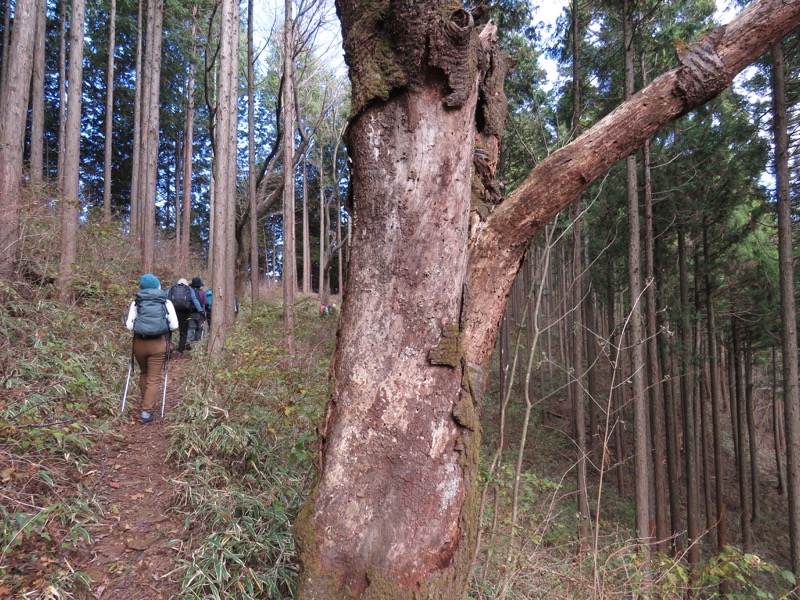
[139,273,160,289]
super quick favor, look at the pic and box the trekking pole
[119,340,134,413]
[160,337,171,418]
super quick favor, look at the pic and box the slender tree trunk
[569,0,589,552]
[623,0,652,573]
[29,0,46,185]
[180,6,197,266]
[773,40,800,580]
[102,0,117,223]
[679,225,700,570]
[703,219,728,563]
[745,338,759,522]
[56,0,66,190]
[248,0,259,302]
[282,0,296,352]
[173,135,181,257]
[302,153,311,294]
[642,126,668,553]
[138,0,163,273]
[318,145,325,297]
[584,239,601,470]
[731,311,752,550]
[0,0,36,278]
[130,0,143,236]
[57,0,85,303]
[774,345,786,495]
[572,203,589,551]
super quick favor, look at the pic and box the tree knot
[675,27,732,109]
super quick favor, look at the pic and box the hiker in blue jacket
[125,274,179,423]
[166,278,203,357]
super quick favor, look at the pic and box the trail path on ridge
[70,355,193,600]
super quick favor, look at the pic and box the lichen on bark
[428,322,461,367]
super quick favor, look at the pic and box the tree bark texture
[0,0,35,278]
[29,0,46,185]
[102,0,117,223]
[772,39,800,579]
[57,0,85,302]
[296,0,800,597]
[207,0,238,353]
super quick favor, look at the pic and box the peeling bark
[296,0,800,597]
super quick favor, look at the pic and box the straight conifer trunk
[57,0,86,303]
[772,40,800,580]
[29,0,46,185]
[0,0,35,278]
[102,0,117,223]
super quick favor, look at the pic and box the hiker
[204,290,238,330]
[187,277,207,343]
[166,278,203,357]
[125,274,179,424]
[205,288,213,329]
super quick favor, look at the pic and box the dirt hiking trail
[69,355,193,600]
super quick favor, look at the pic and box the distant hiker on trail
[125,274,178,424]
[167,278,203,357]
[204,289,238,331]
[188,277,207,344]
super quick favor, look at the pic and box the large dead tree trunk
[295,1,800,597]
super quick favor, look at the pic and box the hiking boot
[174,351,184,358]
[185,344,192,351]
[141,411,156,424]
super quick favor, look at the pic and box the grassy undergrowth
[166,298,334,599]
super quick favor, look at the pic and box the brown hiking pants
[132,335,167,413]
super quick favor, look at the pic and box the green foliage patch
[167,300,333,599]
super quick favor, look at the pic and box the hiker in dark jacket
[167,278,203,357]
[125,274,179,424]
[188,277,207,343]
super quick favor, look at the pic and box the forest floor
[55,353,194,600]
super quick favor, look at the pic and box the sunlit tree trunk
[137,0,163,273]
[247,0,259,302]
[207,0,239,354]
[57,0,85,303]
[282,0,296,352]
[0,0,35,278]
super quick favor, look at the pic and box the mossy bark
[295,0,800,597]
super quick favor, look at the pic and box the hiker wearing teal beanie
[124,275,179,423]
[139,273,160,289]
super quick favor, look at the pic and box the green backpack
[133,289,169,337]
